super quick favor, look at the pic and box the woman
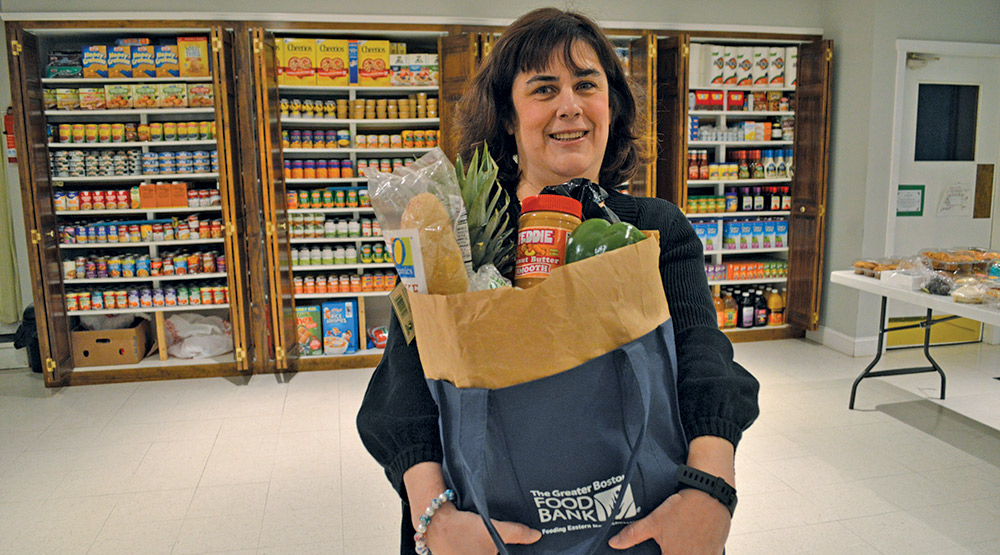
[357,8,760,554]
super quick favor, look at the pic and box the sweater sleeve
[641,199,760,448]
[356,309,442,497]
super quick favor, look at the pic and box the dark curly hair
[456,7,643,196]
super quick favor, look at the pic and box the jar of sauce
[514,194,582,289]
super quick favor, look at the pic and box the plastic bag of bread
[368,148,472,295]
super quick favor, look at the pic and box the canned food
[373,243,385,263]
[201,287,214,305]
[78,292,92,311]
[115,290,128,309]
[149,122,163,142]
[347,189,358,208]
[174,255,188,274]
[163,122,177,141]
[350,274,362,292]
[65,292,79,312]
[199,121,212,140]
[210,220,223,239]
[362,273,374,292]
[202,252,216,273]
[152,290,165,307]
[111,123,125,143]
[177,287,189,305]
[188,286,201,304]
[360,244,373,264]
[140,289,153,308]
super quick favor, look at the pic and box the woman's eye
[533,85,555,95]
[577,81,597,91]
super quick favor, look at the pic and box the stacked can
[141,152,159,174]
[51,150,86,178]
[66,284,229,311]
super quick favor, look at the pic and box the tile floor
[1,338,999,554]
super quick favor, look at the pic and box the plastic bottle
[753,187,765,211]
[714,292,726,329]
[751,150,765,179]
[763,150,777,179]
[784,148,794,178]
[739,186,752,212]
[767,288,785,326]
[738,292,755,329]
[723,292,738,329]
[737,151,750,180]
[754,289,770,327]
[775,150,787,179]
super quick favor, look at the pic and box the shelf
[286,178,368,185]
[59,239,225,249]
[694,86,796,92]
[56,207,222,216]
[292,263,395,271]
[290,237,383,244]
[45,108,216,116]
[299,348,386,359]
[42,77,214,85]
[49,140,217,149]
[53,173,219,183]
[65,273,228,284]
[279,85,438,93]
[687,178,792,185]
[689,140,794,147]
[282,147,433,156]
[687,211,790,218]
[282,117,439,128]
[68,303,230,316]
[295,291,391,299]
[713,247,789,255]
[74,352,235,373]
[288,207,374,215]
[689,110,794,117]
[709,278,788,286]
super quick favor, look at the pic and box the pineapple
[455,145,516,277]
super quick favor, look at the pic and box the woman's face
[510,41,611,192]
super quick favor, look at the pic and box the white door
[890,44,1000,327]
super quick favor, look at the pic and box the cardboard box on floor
[72,319,150,367]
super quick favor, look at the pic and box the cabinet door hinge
[30,229,41,245]
[235,347,246,363]
[45,358,56,372]
[265,221,275,237]
[819,204,826,218]
[826,48,833,62]
[212,37,222,53]
[11,40,22,56]
[276,349,286,362]
[226,221,236,236]
[812,313,820,325]
[252,36,262,55]
[682,43,689,58]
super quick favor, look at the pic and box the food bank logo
[530,475,639,526]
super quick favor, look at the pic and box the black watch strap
[675,464,738,516]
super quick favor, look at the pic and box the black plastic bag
[540,178,621,223]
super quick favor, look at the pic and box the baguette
[401,192,469,295]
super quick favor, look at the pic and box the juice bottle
[754,289,770,327]
[737,150,750,180]
[768,288,785,326]
[723,292,738,329]
[738,292,754,329]
[714,292,725,329]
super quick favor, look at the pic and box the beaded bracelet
[414,489,455,555]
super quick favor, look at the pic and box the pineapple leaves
[456,144,516,276]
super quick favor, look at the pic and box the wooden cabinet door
[212,27,252,370]
[787,39,833,331]
[438,33,479,161]
[628,33,656,197]
[253,29,298,370]
[654,35,689,207]
[6,25,73,385]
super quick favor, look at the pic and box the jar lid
[521,194,583,219]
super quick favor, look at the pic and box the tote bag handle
[455,339,654,555]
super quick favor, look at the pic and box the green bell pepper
[565,219,645,264]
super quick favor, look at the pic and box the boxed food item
[132,83,159,108]
[390,54,414,86]
[158,83,188,108]
[316,39,350,86]
[107,46,132,78]
[350,39,390,86]
[56,88,80,110]
[78,88,106,110]
[774,220,788,248]
[295,305,323,356]
[411,53,439,87]
[72,319,149,367]
[762,220,776,248]
[138,184,157,207]
[43,89,58,110]
[321,300,358,355]
[155,183,173,206]
[104,84,132,109]
[131,46,157,78]
[82,46,108,78]
[155,45,180,78]
[177,37,210,77]
[169,182,189,207]
[46,51,82,78]
[704,221,720,252]
[116,38,150,46]
[279,38,316,86]
[187,82,214,107]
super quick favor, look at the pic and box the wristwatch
[675,464,738,516]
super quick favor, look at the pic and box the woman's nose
[556,89,582,119]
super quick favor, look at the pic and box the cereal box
[155,45,179,78]
[78,88,106,110]
[158,83,188,108]
[104,84,132,109]
[321,300,358,355]
[55,88,80,110]
[280,38,316,86]
[316,39,349,87]
[389,54,414,86]
[275,39,284,80]
[187,83,214,107]
[131,84,159,109]
[107,46,132,78]
[411,53,439,87]
[177,37,210,77]
[295,305,323,356]
[131,46,156,79]
[82,46,108,79]
[353,40,390,86]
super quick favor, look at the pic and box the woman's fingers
[491,519,543,545]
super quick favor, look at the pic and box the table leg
[921,308,946,400]
[850,297,888,409]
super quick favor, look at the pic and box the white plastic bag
[163,314,233,359]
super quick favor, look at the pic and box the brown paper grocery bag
[408,231,669,389]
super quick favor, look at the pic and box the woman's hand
[607,488,730,554]
[423,503,542,555]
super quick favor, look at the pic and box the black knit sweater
[356,190,760,553]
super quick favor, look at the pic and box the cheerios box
[82,46,108,78]
[131,46,157,79]
[350,39,390,86]
[177,37,210,77]
[155,45,179,77]
[295,305,323,356]
[107,46,132,78]
[316,39,349,86]
[279,38,316,86]
[321,300,358,355]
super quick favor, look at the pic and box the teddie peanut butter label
[515,226,569,282]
